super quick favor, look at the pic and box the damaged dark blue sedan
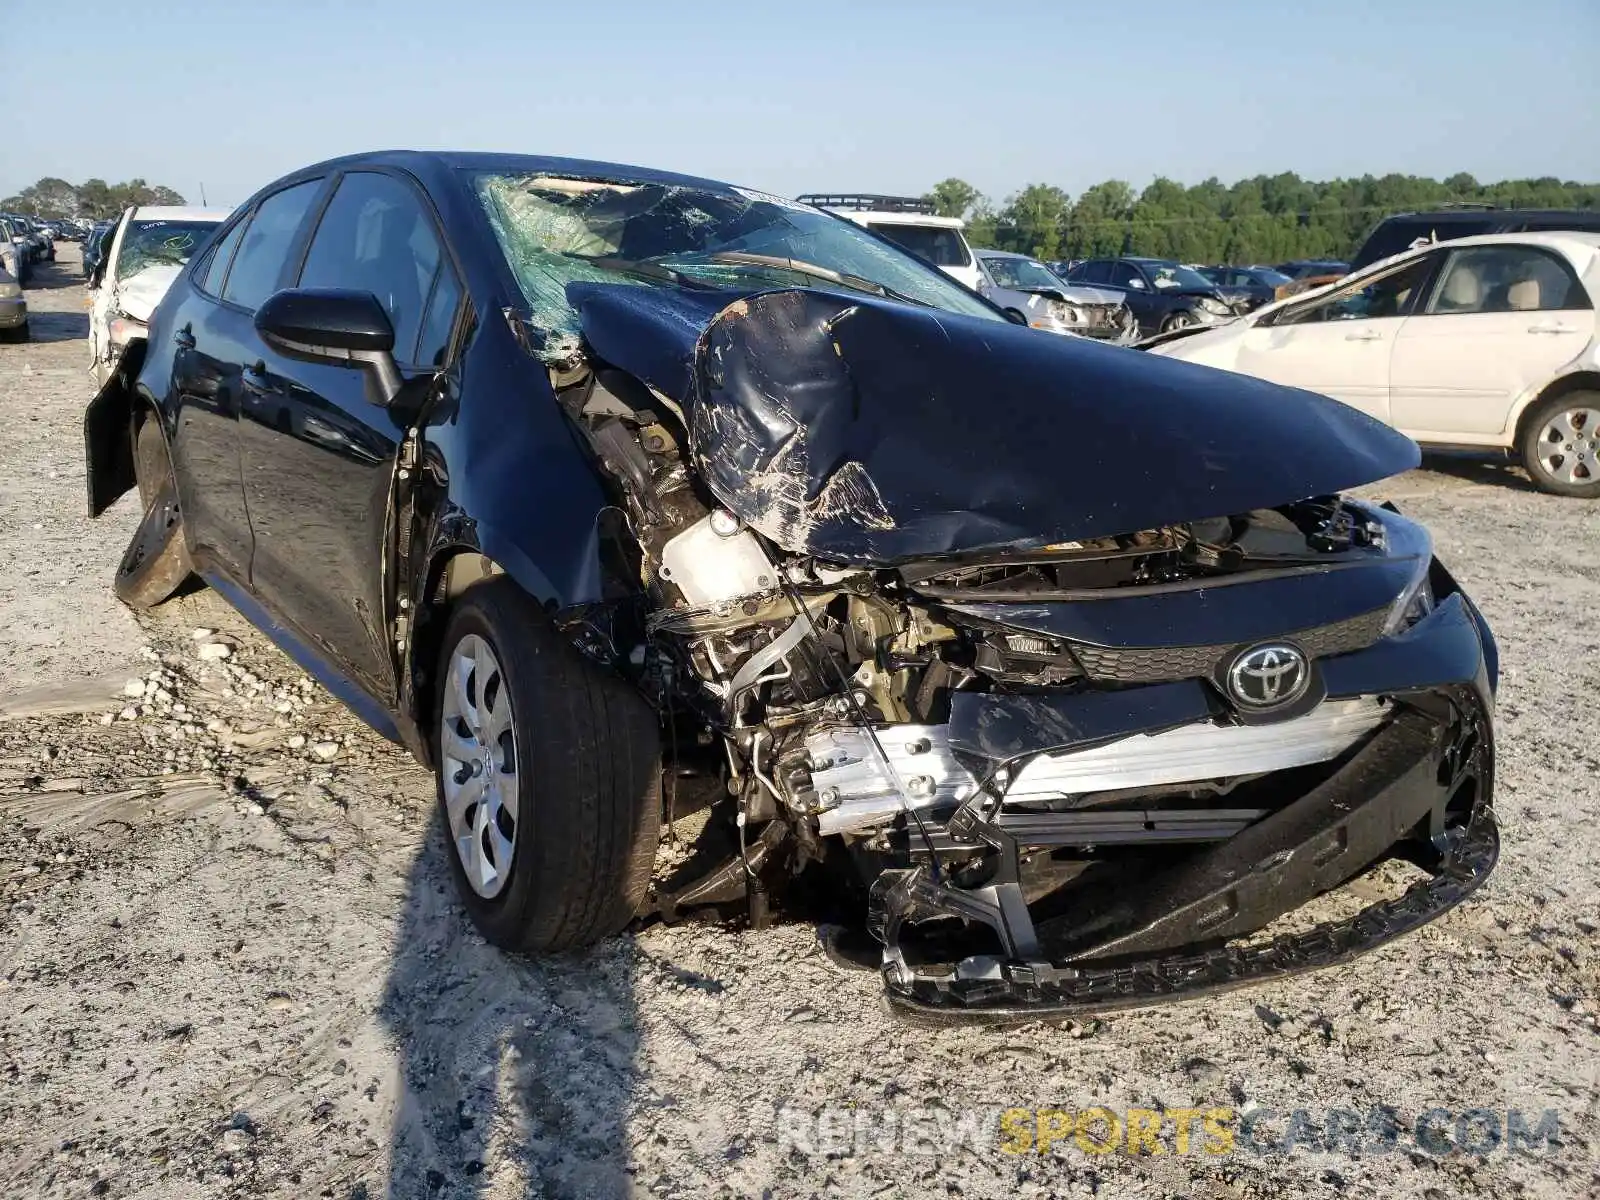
[83,153,1499,1021]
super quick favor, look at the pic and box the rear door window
[297,172,445,365]
[1425,245,1589,314]
[222,180,323,310]
[865,222,972,267]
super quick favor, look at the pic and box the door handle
[1343,329,1383,341]
[173,326,195,350]
[1528,321,1577,334]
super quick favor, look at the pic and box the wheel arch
[1512,370,1600,448]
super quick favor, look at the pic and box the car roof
[1369,229,1600,266]
[975,249,1040,261]
[128,205,233,222]
[281,149,738,195]
[1379,207,1600,224]
[843,211,966,228]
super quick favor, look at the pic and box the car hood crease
[573,283,1419,564]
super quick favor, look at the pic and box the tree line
[925,173,1600,265]
[2,177,188,221]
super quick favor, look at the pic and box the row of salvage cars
[83,153,1514,1022]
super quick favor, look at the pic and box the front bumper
[0,297,25,328]
[863,588,1498,1023]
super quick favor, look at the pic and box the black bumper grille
[1067,605,1390,683]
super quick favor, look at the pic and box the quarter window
[222,180,322,310]
[416,264,463,367]
[298,172,444,364]
[197,218,246,296]
[1425,245,1588,315]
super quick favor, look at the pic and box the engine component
[659,512,777,606]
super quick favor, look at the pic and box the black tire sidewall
[114,416,193,608]
[431,579,662,952]
[1520,391,1600,498]
[432,598,542,943]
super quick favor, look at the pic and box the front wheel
[113,415,193,608]
[1162,310,1198,333]
[434,579,662,952]
[1520,391,1600,498]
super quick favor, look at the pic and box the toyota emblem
[1226,643,1310,710]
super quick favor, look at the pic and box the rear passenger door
[1389,243,1596,440]
[238,169,463,704]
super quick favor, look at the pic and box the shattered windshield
[983,255,1065,291]
[475,173,1002,361]
[115,220,221,278]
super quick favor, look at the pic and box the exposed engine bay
[553,359,1499,1020]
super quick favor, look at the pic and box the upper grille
[1066,605,1390,684]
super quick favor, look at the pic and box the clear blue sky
[6,0,1596,208]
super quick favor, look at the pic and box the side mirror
[1127,278,1146,290]
[1003,308,1028,326]
[254,288,402,405]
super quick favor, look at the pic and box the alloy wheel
[1536,405,1600,486]
[440,633,520,899]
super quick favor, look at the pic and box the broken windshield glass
[115,220,221,279]
[474,173,1001,363]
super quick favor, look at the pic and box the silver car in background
[975,249,1136,341]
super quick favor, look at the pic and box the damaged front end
[539,275,1496,1021]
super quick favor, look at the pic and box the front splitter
[883,805,1498,1027]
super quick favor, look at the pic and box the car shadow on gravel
[26,311,90,343]
[1417,452,1541,494]
[380,812,640,1200]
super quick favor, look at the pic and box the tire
[1519,390,1600,498]
[113,415,194,608]
[0,323,25,344]
[433,578,662,952]
[1162,310,1198,333]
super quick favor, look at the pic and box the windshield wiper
[582,255,721,291]
[698,251,934,307]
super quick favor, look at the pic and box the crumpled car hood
[114,264,183,323]
[573,284,1419,564]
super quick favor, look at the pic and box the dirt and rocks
[0,248,1597,1199]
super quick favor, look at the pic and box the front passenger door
[1233,253,1439,424]
[238,170,462,704]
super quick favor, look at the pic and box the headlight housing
[0,280,20,299]
[1379,514,1437,635]
[108,313,148,346]
[1197,296,1230,316]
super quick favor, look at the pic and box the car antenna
[776,576,945,881]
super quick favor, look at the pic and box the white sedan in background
[89,205,231,386]
[1151,232,1600,497]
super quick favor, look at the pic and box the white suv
[797,194,981,290]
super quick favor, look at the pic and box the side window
[1425,245,1588,315]
[1276,255,1436,326]
[223,180,322,310]
[1108,261,1143,289]
[415,264,463,367]
[297,172,443,364]
[197,218,247,297]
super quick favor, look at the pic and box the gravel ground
[1,247,1597,1200]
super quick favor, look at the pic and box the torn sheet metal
[678,288,1419,563]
